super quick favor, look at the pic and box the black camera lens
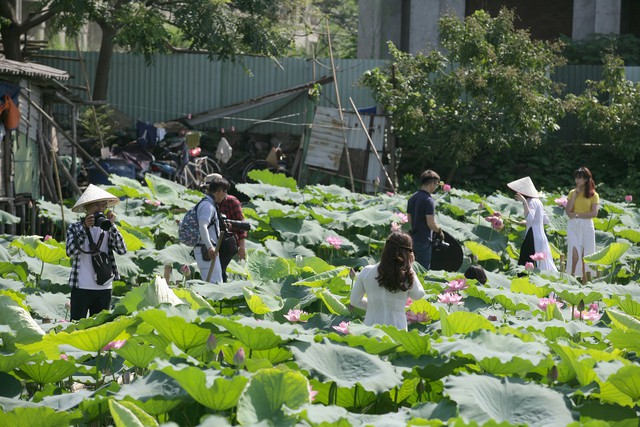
[94,212,112,231]
[225,219,251,232]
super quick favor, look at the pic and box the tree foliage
[361,8,566,172]
[567,53,640,161]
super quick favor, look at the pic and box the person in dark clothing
[407,170,445,269]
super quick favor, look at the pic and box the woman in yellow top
[565,166,599,281]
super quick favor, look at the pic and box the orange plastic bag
[2,95,19,130]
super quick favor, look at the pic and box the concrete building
[358,0,640,59]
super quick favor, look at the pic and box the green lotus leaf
[0,406,75,427]
[264,239,315,258]
[616,228,640,243]
[323,332,400,355]
[597,380,635,407]
[0,262,28,282]
[316,290,350,316]
[155,360,248,411]
[116,277,183,313]
[108,175,152,199]
[464,241,501,261]
[347,206,396,228]
[247,169,298,190]
[0,295,45,350]
[616,297,640,317]
[440,309,496,337]
[109,399,158,427]
[550,343,624,386]
[379,326,432,358]
[555,290,602,307]
[510,277,550,298]
[210,317,284,351]
[307,379,378,412]
[236,182,304,204]
[34,241,67,264]
[119,228,146,251]
[0,209,20,224]
[114,371,187,416]
[36,199,81,228]
[144,173,185,202]
[290,339,403,393]
[18,359,78,385]
[607,329,640,353]
[607,309,640,332]
[604,364,640,402]
[243,287,284,315]
[293,267,349,288]
[172,288,212,311]
[269,218,327,246]
[115,338,167,369]
[26,292,69,322]
[574,400,640,425]
[583,242,630,265]
[237,368,309,426]
[444,373,574,426]
[246,251,291,282]
[137,309,209,356]
[433,331,550,375]
[47,316,135,353]
[0,349,34,373]
[408,299,440,321]
[0,371,23,398]
[493,295,530,312]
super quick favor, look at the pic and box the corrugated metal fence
[38,51,640,140]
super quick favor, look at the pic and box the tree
[88,0,295,101]
[0,0,90,61]
[361,8,566,179]
[567,53,640,161]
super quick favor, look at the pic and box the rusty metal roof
[0,58,69,80]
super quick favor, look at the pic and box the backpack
[179,198,214,246]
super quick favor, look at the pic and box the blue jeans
[414,241,432,270]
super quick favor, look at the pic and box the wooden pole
[348,97,395,192]
[325,17,355,192]
[24,96,110,178]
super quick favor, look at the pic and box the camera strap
[85,229,106,254]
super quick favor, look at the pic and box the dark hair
[420,169,440,185]
[574,166,595,198]
[464,264,487,285]
[208,176,231,194]
[376,231,415,293]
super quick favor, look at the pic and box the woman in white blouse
[349,231,426,330]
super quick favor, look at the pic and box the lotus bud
[206,334,217,352]
[233,347,245,366]
[547,365,558,384]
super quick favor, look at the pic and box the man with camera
[66,184,127,320]
[203,174,249,282]
[407,170,445,269]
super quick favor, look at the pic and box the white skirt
[565,218,596,277]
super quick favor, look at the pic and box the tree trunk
[92,25,117,101]
[1,25,24,61]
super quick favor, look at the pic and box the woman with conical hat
[507,177,557,272]
[66,184,127,320]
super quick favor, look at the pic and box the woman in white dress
[349,231,426,330]
[508,177,557,272]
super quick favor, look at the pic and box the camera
[432,233,450,251]
[93,212,112,231]
[220,214,251,232]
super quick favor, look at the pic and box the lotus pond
[1,170,640,427]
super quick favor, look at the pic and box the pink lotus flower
[437,292,463,305]
[530,252,546,261]
[180,264,191,275]
[390,222,401,232]
[555,196,568,208]
[573,308,602,322]
[326,236,342,250]
[524,262,534,271]
[332,321,350,334]
[442,184,451,192]
[625,195,633,203]
[60,354,68,361]
[537,297,564,310]
[284,309,307,323]
[102,340,126,351]
[44,235,52,241]
[406,297,413,307]
[487,315,498,321]
[406,311,429,323]
[206,334,217,351]
[233,347,245,366]
[145,199,161,206]
[308,384,318,402]
[445,278,468,292]
[589,302,599,311]
[386,191,395,197]
[484,215,504,231]
[395,212,408,223]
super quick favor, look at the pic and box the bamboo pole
[325,17,355,192]
[348,97,395,192]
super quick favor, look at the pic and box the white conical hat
[71,184,120,213]
[507,176,539,198]
[203,173,223,186]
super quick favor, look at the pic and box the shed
[0,58,76,235]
